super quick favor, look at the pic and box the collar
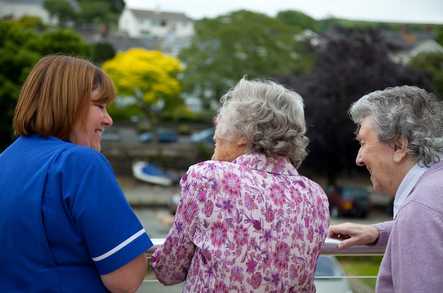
[232,152,299,177]
[393,164,427,218]
[394,154,443,218]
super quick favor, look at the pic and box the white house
[0,0,51,23]
[119,7,194,39]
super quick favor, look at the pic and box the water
[134,207,174,239]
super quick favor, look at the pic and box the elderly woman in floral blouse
[152,78,329,292]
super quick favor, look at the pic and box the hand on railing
[328,223,380,249]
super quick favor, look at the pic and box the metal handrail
[147,237,385,256]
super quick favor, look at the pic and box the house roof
[129,8,193,22]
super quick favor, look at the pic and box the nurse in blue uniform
[0,55,153,292]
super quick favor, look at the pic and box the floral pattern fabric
[152,153,329,292]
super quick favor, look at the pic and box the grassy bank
[337,255,383,288]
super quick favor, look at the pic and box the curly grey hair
[216,78,309,168]
[350,85,443,166]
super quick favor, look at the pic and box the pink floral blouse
[152,153,329,292]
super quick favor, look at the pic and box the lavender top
[374,161,443,293]
[152,153,329,292]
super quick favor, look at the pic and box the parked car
[190,127,214,144]
[139,129,178,143]
[327,185,370,218]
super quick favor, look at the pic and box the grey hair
[216,78,309,168]
[350,85,443,166]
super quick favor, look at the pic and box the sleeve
[151,164,208,285]
[389,202,443,292]
[61,148,153,274]
[373,220,392,247]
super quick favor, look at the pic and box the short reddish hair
[13,55,116,139]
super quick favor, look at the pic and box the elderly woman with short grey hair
[152,78,329,292]
[329,86,443,293]
[350,85,443,168]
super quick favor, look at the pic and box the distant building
[0,0,51,22]
[392,39,443,64]
[119,7,193,39]
[382,29,442,64]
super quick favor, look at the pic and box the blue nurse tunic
[0,135,153,292]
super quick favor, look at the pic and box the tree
[15,16,46,31]
[277,28,432,184]
[77,1,113,26]
[276,10,320,32]
[180,10,312,109]
[91,42,116,65]
[102,48,183,128]
[409,52,443,98]
[0,19,92,151]
[76,0,125,35]
[26,29,91,57]
[43,0,77,26]
[0,21,39,150]
[436,27,443,47]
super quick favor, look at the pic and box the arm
[328,221,392,248]
[101,253,147,293]
[61,149,152,289]
[151,167,204,284]
[372,220,392,247]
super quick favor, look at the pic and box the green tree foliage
[27,29,91,57]
[43,0,124,29]
[276,10,319,32]
[0,21,39,150]
[77,1,113,26]
[180,10,312,109]
[91,42,116,65]
[15,16,46,30]
[0,19,92,150]
[43,0,77,26]
[76,0,124,28]
[277,28,431,184]
[436,28,443,46]
[107,0,125,14]
[409,52,443,98]
[317,18,442,33]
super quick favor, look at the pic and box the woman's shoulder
[59,144,106,163]
[302,175,324,189]
[182,160,242,187]
[52,144,110,174]
[187,159,241,177]
[293,174,327,196]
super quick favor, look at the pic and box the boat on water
[132,161,173,186]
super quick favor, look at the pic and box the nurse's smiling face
[70,93,113,151]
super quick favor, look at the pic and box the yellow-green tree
[102,48,183,126]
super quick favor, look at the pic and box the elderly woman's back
[152,78,329,292]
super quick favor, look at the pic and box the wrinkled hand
[328,223,379,249]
